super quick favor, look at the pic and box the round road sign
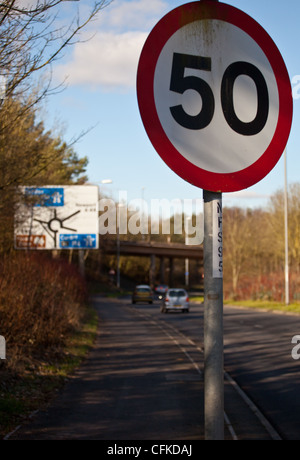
[137,1,293,193]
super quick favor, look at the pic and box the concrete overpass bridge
[101,239,203,286]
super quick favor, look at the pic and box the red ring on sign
[137,1,293,193]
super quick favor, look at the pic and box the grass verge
[0,303,98,439]
[190,296,204,304]
[224,299,300,314]
[191,296,300,316]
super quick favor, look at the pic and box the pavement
[5,295,279,442]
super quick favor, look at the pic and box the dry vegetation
[223,185,300,302]
[0,252,87,370]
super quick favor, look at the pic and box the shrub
[0,252,87,369]
[224,270,300,303]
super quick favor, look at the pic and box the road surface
[7,295,300,440]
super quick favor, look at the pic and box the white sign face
[15,186,99,250]
[137,2,293,193]
[154,20,279,175]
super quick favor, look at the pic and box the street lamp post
[116,202,125,289]
[284,150,289,306]
[95,179,113,281]
[117,204,120,289]
[141,187,146,241]
[185,217,192,288]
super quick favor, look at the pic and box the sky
[43,0,300,213]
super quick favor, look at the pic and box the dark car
[154,284,169,300]
[132,285,153,304]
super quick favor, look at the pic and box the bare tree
[0,0,110,106]
[0,0,110,192]
[269,183,300,273]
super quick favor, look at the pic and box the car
[161,288,189,313]
[132,285,153,304]
[154,284,169,300]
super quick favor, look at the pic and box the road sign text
[212,200,223,279]
[170,53,269,136]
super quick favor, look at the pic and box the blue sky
[44,0,300,211]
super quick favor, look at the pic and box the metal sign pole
[203,190,224,440]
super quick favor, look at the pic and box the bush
[0,252,87,369]
[224,270,300,303]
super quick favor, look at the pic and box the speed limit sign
[137,1,293,192]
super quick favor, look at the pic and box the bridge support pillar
[149,254,156,287]
[159,257,165,284]
[169,257,174,287]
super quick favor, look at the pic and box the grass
[224,299,300,314]
[0,303,98,439]
[191,295,300,315]
[190,296,204,304]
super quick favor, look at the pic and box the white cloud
[53,0,168,91]
[221,190,271,209]
[94,0,168,32]
[55,31,147,90]
[229,190,270,199]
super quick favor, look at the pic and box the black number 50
[169,53,269,136]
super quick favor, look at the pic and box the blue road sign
[25,187,64,207]
[59,234,97,249]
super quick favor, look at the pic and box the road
[153,300,300,440]
[8,295,300,440]
[223,305,300,440]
